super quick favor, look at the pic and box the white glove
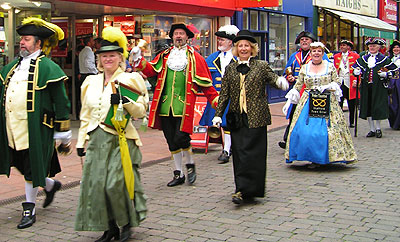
[130,47,142,67]
[212,117,222,127]
[53,130,72,145]
[317,84,330,93]
[277,76,289,91]
[353,67,361,76]
[282,100,291,116]
[378,71,387,78]
[285,88,300,104]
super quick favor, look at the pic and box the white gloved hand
[317,84,330,93]
[378,71,387,78]
[285,88,300,104]
[130,47,142,67]
[353,67,361,76]
[277,76,289,91]
[53,130,72,145]
[212,117,222,127]
[282,100,291,116]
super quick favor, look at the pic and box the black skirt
[230,113,267,198]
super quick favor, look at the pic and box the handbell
[285,67,293,76]
[207,125,221,139]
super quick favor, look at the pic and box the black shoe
[120,223,131,242]
[278,141,286,149]
[17,202,36,229]
[95,220,120,242]
[232,192,243,205]
[217,151,230,164]
[349,124,355,128]
[186,164,196,184]
[167,170,185,187]
[366,131,376,137]
[43,180,62,208]
[376,129,382,138]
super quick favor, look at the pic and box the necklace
[312,61,322,65]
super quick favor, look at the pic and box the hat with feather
[96,27,128,58]
[365,37,386,46]
[16,17,64,56]
[215,25,240,41]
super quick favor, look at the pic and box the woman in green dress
[75,27,148,241]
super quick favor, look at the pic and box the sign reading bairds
[314,0,377,17]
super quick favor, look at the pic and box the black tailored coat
[215,58,281,128]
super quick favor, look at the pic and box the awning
[327,9,396,38]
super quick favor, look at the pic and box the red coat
[138,46,218,134]
[334,51,360,100]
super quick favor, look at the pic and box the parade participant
[199,24,239,164]
[134,23,218,187]
[334,40,360,127]
[278,31,329,149]
[353,38,398,138]
[284,42,357,168]
[212,30,289,204]
[388,40,400,130]
[75,27,148,241]
[0,17,71,229]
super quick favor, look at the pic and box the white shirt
[338,51,350,88]
[79,46,98,74]
[5,50,41,150]
[218,49,233,77]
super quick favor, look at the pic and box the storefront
[379,0,398,41]
[315,0,396,53]
[233,0,313,103]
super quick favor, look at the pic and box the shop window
[288,16,304,57]
[268,13,287,75]
[243,9,249,29]
[260,12,268,31]
[250,10,258,30]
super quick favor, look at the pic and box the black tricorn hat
[17,24,55,39]
[295,31,316,44]
[169,23,194,39]
[233,30,257,44]
[339,39,354,49]
[365,37,386,46]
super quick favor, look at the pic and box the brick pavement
[1,103,400,241]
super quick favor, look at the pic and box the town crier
[134,23,218,187]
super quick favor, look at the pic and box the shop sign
[114,16,135,35]
[76,22,93,36]
[314,0,377,17]
[51,21,68,57]
[142,15,154,34]
[379,0,397,25]
[236,0,279,8]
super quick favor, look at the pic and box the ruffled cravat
[367,53,377,68]
[167,45,188,71]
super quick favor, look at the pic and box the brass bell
[137,39,148,51]
[207,125,221,138]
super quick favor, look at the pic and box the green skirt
[75,128,147,231]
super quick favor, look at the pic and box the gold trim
[55,119,70,131]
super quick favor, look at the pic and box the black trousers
[339,85,356,125]
[160,115,191,152]
[283,104,297,142]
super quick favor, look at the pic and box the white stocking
[182,148,194,165]
[223,133,231,154]
[367,117,375,132]
[25,181,38,215]
[172,152,184,177]
[375,120,381,130]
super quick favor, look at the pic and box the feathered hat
[215,25,240,41]
[17,17,64,56]
[365,37,386,46]
[96,27,128,58]
[339,39,354,49]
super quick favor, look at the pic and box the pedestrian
[284,42,357,168]
[74,27,148,241]
[212,30,289,204]
[353,38,398,138]
[388,40,400,130]
[199,24,239,164]
[278,31,329,149]
[334,40,360,128]
[0,17,71,229]
[133,23,219,187]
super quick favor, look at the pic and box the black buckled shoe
[186,164,196,184]
[232,192,243,205]
[366,131,376,138]
[17,202,36,229]
[218,151,230,164]
[376,129,382,138]
[43,180,62,208]
[167,170,185,187]
[95,220,120,242]
[278,141,286,149]
[120,223,131,242]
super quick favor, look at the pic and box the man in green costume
[0,17,71,229]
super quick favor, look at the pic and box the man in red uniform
[334,40,360,127]
[134,23,218,186]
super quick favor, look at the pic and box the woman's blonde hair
[232,40,259,57]
[96,51,126,72]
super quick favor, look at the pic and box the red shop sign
[379,0,397,25]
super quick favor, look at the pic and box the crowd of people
[1,16,400,241]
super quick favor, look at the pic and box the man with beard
[199,24,239,164]
[0,17,71,229]
[134,23,218,186]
